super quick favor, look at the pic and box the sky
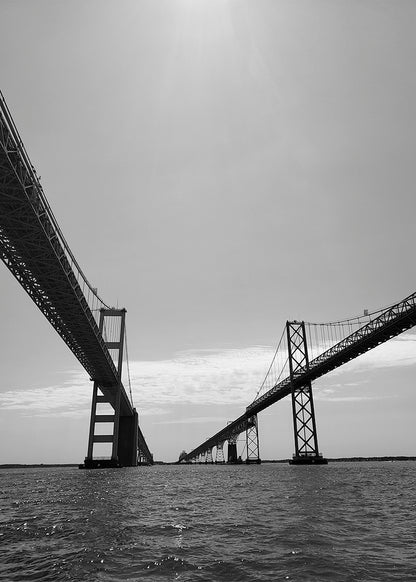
[1,0,416,463]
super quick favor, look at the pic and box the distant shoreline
[0,463,79,469]
[262,456,416,463]
[1,456,415,469]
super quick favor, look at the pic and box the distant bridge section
[181,291,416,464]
[247,292,416,417]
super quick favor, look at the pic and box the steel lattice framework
[248,295,416,417]
[286,321,324,463]
[0,92,152,464]
[182,291,416,462]
[181,413,256,463]
[245,415,260,463]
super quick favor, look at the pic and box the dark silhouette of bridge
[1,92,415,468]
[181,296,416,465]
[0,91,152,468]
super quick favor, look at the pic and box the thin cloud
[325,333,416,376]
[1,336,415,418]
[153,416,230,425]
[129,346,275,408]
[0,374,91,418]
[317,395,395,403]
[311,335,416,402]
[0,347,275,418]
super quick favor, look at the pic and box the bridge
[181,297,416,465]
[0,91,153,468]
[1,91,415,469]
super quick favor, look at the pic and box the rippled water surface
[0,462,415,581]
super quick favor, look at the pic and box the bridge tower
[246,415,261,464]
[84,309,138,468]
[227,434,238,463]
[205,447,214,464]
[215,442,225,463]
[287,321,327,465]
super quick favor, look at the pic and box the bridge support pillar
[287,321,327,465]
[118,410,139,466]
[82,308,140,469]
[215,442,225,463]
[227,435,239,463]
[198,452,206,464]
[83,381,120,469]
[137,447,147,465]
[246,415,261,464]
[205,447,214,464]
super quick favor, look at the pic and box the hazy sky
[1,0,416,463]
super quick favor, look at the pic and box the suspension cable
[305,303,397,327]
[252,327,287,402]
[124,324,134,407]
[0,89,110,311]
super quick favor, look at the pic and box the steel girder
[184,291,416,462]
[0,94,154,465]
[0,100,138,412]
[180,414,255,463]
[247,292,416,417]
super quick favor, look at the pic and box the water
[0,462,415,581]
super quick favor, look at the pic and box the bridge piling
[215,442,225,463]
[227,436,236,463]
[205,447,214,464]
[118,410,139,466]
[83,309,141,468]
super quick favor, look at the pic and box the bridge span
[2,90,415,469]
[0,92,152,468]
[181,293,416,465]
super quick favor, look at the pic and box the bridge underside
[83,408,142,469]
[0,143,132,410]
[183,291,416,465]
[0,93,153,466]
[181,415,260,464]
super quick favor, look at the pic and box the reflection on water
[0,462,415,581]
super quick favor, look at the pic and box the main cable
[252,326,286,403]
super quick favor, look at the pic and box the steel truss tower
[246,415,261,464]
[287,321,327,465]
[215,442,225,463]
[84,309,139,468]
[227,434,238,463]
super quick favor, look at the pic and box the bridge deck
[0,96,132,416]
[247,295,416,416]
[183,292,416,461]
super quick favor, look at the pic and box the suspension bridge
[181,298,416,464]
[1,92,415,468]
[0,91,153,468]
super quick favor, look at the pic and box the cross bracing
[247,293,416,417]
[182,414,256,463]
[0,92,152,465]
[182,290,416,463]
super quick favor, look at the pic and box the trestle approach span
[181,291,416,464]
[0,91,152,467]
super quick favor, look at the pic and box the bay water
[0,461,415,581]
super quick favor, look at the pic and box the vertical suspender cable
[124,324,134,407]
